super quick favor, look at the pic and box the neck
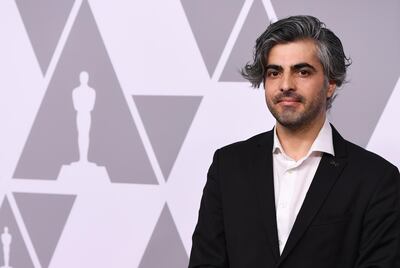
[276,114,326,161]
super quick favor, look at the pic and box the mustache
[273,91,304,104]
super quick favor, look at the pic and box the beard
[266,88,327,130]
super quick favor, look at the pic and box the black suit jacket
[189,126,400,268]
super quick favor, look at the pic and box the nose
[280,73,295,92]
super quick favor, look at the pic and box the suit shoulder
[216,131,270,156]
[345,139,398,171]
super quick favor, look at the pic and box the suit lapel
[252,130,280,261]
[277,125,348,265]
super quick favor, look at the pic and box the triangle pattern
[13,1,158,184]
[181,0,245,77]
[220,0,271,81]
[134,95,202,181]
[13,192,76,268]
[138,204,188,268]
[15,0,75,75]
[367,77,400,168]
[0,196,34,268]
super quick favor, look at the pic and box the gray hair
[241,15,351,109]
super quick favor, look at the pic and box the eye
[266,70,280,78]
[298,69,310,77]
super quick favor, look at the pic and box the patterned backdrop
[0,0,399,267]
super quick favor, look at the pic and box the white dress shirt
[272,119,334,254]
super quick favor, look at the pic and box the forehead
[266,39,321,66]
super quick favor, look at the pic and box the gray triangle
[138,204,188,268]
[134,95,202,181]
[269,0,400,147]
[181,0,245,77]
[15,0,74,75]
[0,197,34,268]
[220,0,270,81]
[13,193,76,268]
[13,1,158,184]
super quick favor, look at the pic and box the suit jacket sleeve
[189,150,229,268]
[355,165,400,268]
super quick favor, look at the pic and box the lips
[273,92,304,104]
[278,98,301,103]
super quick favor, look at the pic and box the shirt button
[279,203,286,208]
[288,170,293,174]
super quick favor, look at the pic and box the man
[189,15,400,268]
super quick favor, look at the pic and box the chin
[276,113,308,128]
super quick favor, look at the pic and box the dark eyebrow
[265,64,283,71]
[292,63,317,72]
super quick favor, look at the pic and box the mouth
[273,92,304,105]
[277,98,302,106]
[278,98,300,102]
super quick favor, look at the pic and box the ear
[326,80,336,98]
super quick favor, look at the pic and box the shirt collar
[272,118,335,157]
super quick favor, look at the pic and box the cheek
[297,78,318,88]
[264,81,278,97]
[264,79,277,90]
[299,80,325,95]
[264,88,273,103]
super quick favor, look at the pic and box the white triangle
[367,77,400,169]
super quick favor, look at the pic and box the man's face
[264,39,336,130]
